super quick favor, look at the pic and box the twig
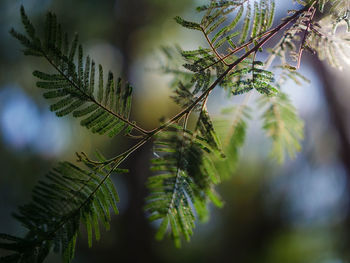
[296,1,317,69]
[41,4,310,245]
[201,26,229,66]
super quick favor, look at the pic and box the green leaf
[0,161,121,262]
[174,16,201,31]
[239,4,251,44]
[146,126,221,247]
[259,92,304,163]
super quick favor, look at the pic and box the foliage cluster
[1,1,350,262]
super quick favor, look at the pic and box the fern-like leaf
[223,61,278,96]
[259,92,304,163]
[145,126,222,247]
[214,105,251,178]
[0,161,123,263]
[306,18,350,70]
[10,6,144,137]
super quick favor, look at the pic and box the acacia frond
[214,105,251,178]
[145,126,223,247]
[222,61,278,96]
[195,0,275,44]
[307,18,350,70]
[4,2,341,261]
[259,92,304,163]
[197,0,275,45]
[313,0,350,18]
[171,83,224,158]
[10,6,142,137]
[174,0,276,89]
[292,1,350,69]
[0,162,123,263]
[196,108,224,156]
[329,0,350,24]
[158,46,194,89]
[171,82,201,109]
[181,47,225,90]
[274,65,310,86]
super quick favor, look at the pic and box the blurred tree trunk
[110,1,191,262]
[316,62,350,175]
[113,1,155,262]
[315,60,350,260]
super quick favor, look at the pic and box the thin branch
[296,1,317,69]
[201,27,276,71]
[73,5,310,211]
[167,112,189,214]
[36,4,310,247]
[201,26,228,66]
[148,6,307,136]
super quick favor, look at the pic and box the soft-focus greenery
[0,1,350,263]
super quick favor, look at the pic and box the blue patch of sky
[282,163,348,226]
[0,84,71,156]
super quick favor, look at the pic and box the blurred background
[0,0,350,262]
